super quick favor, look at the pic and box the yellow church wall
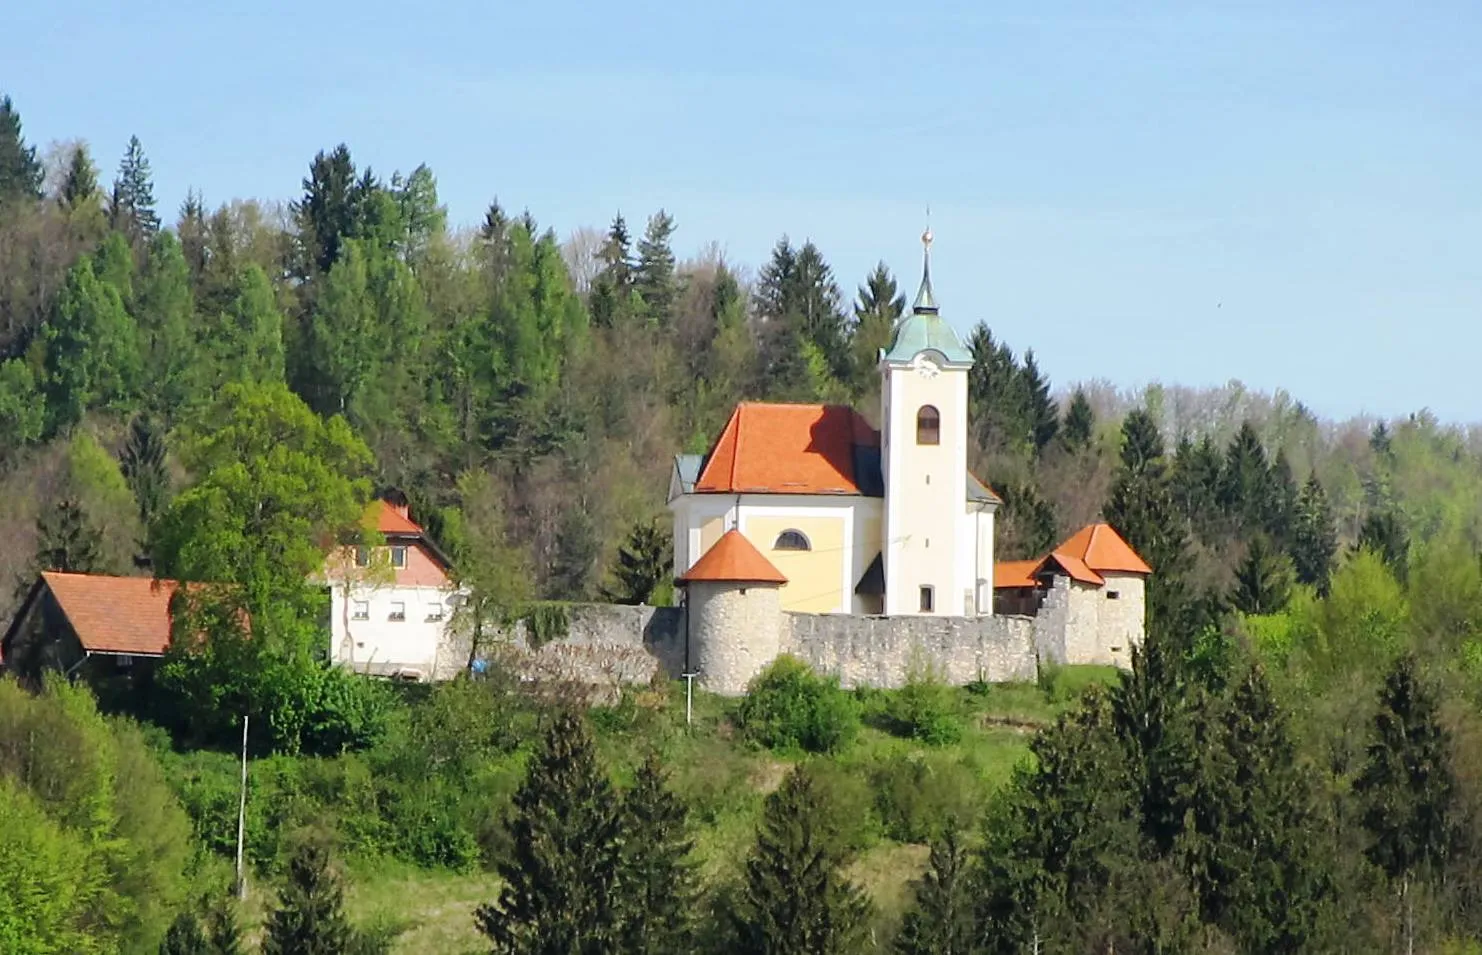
[744,515,847,613]
[700,516,724,556]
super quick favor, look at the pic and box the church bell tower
[879,229,976,615]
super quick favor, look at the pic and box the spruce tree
[1021,349,1058,454]
[1354,654,1455,938]
[850,262,905,394]
[1230,535,1294,615]
[120,414,170,532]
[159,910,208,954]
[0,95,42,203]
[601,519,672,605]
[1358,509,1409,583]
[1059,387,1095,454]
[293,144,363,276]
[634,210,678,326]
[730,764,872,955]
[894,827,974,955]
[109,135,161,245]
[476,710,623,955]
[754,238,849,387]
[44,256,142,432]
[59,143,100,209]
[617,752,696,954]
[1218,421,1270,529]
[206,895,245,955]
[966,323,1029,454]
[1290,474,1337,593]
[1170,434,1223,539]
[136,232,199,415]
[1104,409,1191,630]
[34,498,103,574]
[1265,449,1299,544]
[262,840,370,955]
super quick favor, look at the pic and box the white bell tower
[879,229,976,615]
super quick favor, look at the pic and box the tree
[965,323,1030,454]
[262,840,376,955]
[1290,474,1338,593]
[602,519,672,605]
[894,827,974,955]
[304,239,379,415]
[0,358,45,452]
[849,262,904,394]
[1104,409,1190,630]
[589,213,636,329]
[730,764,873,954]
[634,210,677,326]
[1359,509,1409,583]
[58,143,100,210]
[0,95,42,203]
[1059,388,1095,454]
[1219,421,1270,528]
[212,264,286,386]
[1231,535,1294,615]
[136,232,199,415]
[617,752,696,954]
[755,238,849,386]
[442,469,533,667]
[159,910,208,955]
[1021,349,1058,454]
[293,144,367,276]
[109,135,161,246]
[1354,654,1455,951]
[42,257,142,432]
[391,163,445,265]
[120,414,170,533]
[475,710,624,954]
[206,896,246,955]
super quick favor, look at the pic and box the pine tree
[754,238,849,387]
[1059,387,1095,454]
[475,711,623,955]
[617,752,696,954]
[205,895,245,955]
[1358,509,1409,583]
[59,143,100,209]
[966,323,1029,454]
[894,827,974,955]
[997,482,1057,560]
[262,840,370,955]
[634,210,678,326]
[109,135,161,245]
[159,909,208,955]
[730,764,873,955]
[1021,349,1058,454]
[293,144,363,276]
[850,262,905,394]
[601,519,672,605]
[1355,654,1456,953]
[1104,409,1190,630]
[33,499,104,575]
[1219,421,1270,529]
[1230,535,1294,615]
[120,414,170,533]
[1290,474,1337,593]
[0,95,43,203]
[1265,449,1299,544]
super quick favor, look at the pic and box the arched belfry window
[916,405,941,445]
[774,530,811,551]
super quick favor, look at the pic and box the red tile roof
[695,403,879,496]
[678,530,788,585]
[1054,523,1152,576]
[372,499,423,535]
[40,572,178,655]
[991,523,1150,590]
[993,560,1043,589]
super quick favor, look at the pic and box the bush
[871,752,982,843]
[883,671,963,746]
[735,657,859,754]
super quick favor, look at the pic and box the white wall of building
[329,584,459,677]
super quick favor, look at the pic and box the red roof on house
[39,572,178,656]
[1054,523,1152,576]
[372,499,423,535]
[678,530,788,585]
[992,523,1150,590]
[695,403,879,496]
[993,560,1043,589]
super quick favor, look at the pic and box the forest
[6,91,1482,954]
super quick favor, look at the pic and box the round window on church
[774,530,811,551]
[917,405,940,445]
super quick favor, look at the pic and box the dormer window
[390,546,408,569]
[774,530,811,552]
[916,405,940,445]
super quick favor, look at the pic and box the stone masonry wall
[692,583,784,695]
[782,612,1037,690]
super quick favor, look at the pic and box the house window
[1107,591,1121,600]
[426,605,445,622]
[774,530,810,551]
[919,586,935,612]
[354,546,370,568]
[116,654,134,668]
[390,546,408,569]
[389,601,406,621]
[352,600,369,620]
[916,405,940,445]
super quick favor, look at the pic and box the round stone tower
[677,529,788,695]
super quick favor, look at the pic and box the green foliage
[476,711,623,954]
[159,910,208,954]
[109,134,161,245]
[43,255,142,432]
[137,232,199,416]
[120,413,170,533]
[850,262,905,395]
[0,358,44,451]
[525,603,571,650]
[0,778,99,955]
[617,752,697,954]
[736,656,860,755]
[263,839,385,955]
[0,95,43,203]
[728,764,873,955]
[870,753,981,843]
[601,518,672,605]
[1359,508,1410,582]
[873,666,963,746]
[1231,534,1295,615]
[634,210,678,325]
[1291,473,1338,592]
[893,827,974,955]
[1059,387,1095,454]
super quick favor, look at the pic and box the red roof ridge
[678,530,788,585]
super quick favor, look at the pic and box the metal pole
[683,672,697,728]
[235,714,249,901]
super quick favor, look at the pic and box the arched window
[916,405,940,445]
[774,530,811,551]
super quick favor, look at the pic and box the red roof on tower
[678,530,788,585]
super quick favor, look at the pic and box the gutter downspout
[62,651,91,682]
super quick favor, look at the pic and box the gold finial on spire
[912,212,938,315]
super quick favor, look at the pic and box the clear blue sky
[9,1,1481,422]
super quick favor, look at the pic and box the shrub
[735,657,859,754]
[884,671,963,746]
[871,753,982,843]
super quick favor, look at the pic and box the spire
[912,226,938,314]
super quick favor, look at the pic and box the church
[669,230,999,619]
